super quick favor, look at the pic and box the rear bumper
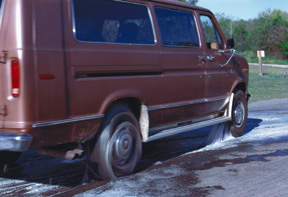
[0,133,33,152]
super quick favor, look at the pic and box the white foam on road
[0,178,69,195]
[186,112,288,154]
[76,165,189,197]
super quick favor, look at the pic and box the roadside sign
[257,50,265,58]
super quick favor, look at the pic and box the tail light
[11,60,20,97]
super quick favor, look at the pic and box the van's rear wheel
[230,90,248,137]
[0,151,21,174]
[89,105,142,180]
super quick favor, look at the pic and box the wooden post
[257,50,265,76]
[259,55,263,76]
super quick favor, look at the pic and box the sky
[197,0,288,20]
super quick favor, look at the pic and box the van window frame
[154,6,201,49]
[71,0,157,46]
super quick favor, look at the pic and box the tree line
[216,9,288,60]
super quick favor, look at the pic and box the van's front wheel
[89,105,142,180]
[205,90,248,145]
[230,90,248,137]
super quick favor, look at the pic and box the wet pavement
[74,109,288,196]
[1,100,288,196]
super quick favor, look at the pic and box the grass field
[239,51,288,65]
[248,65,288,102]
[247,57,288,65]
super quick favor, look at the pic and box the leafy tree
[216,9,288,60]
[279,35,288,58]
[233,20,250,52]
[215,13,234,39]
[251,9,288,58]
[215,14,250,52]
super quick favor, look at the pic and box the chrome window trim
[71,0,157,46]
[147,2,158,44]
[149,96,228,111]
[194,10,202,49]
[33,114,104,128]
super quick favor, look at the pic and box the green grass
[249,58,288,65]
[248,66,288,102]
[238,51,288,65]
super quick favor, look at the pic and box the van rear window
[72,0,155,45]
[155,7,199,48]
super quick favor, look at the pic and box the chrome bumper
[0,134,33,152]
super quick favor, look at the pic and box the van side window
[72,0,155,45]
[0,0,3,15]
[154,7,199,48]
[200,15,223,49]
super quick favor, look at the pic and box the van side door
[199,12,234,115]
[153,5,206,124]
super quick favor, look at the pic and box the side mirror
[227,38,235,49]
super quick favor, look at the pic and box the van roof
[144,0,211,12]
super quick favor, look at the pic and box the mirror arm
[219,49,236,67]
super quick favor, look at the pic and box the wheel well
[233,83,246,94]
[106,98,142,120]
[90,97,142,143]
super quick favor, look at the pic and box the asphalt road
[1,99,288,196]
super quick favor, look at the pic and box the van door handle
[207,55,215,61]
[198,56,205,60]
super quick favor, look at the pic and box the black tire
[89,104,142,180]
[0,151,21,174]
[230,90,248,137]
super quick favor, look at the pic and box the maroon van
[0,0,249,180]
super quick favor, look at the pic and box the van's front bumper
[0,133,33,152]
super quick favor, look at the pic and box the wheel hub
[234,101,245,128]
[114,128,133,165]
